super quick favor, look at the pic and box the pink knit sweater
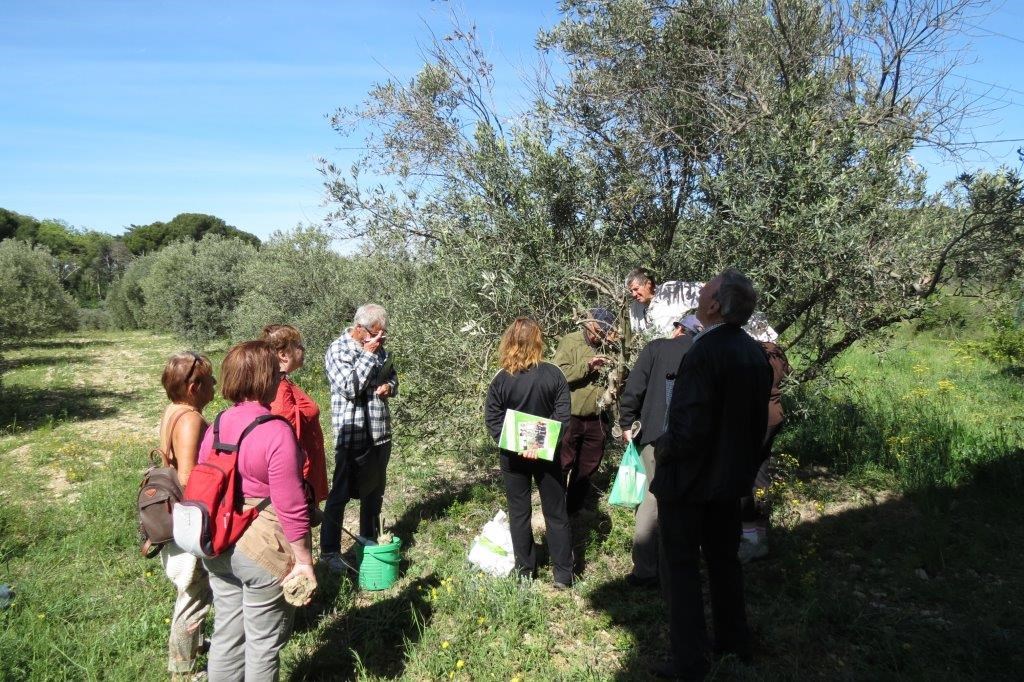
[198,401,309,542]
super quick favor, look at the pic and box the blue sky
[1,1,1022,240]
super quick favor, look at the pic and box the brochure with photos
[498,410,563,461]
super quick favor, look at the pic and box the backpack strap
[238,414,291,447]
[212,413,292,511]
[157,406,198,467]
[213,412,291,453]
[212,410,228,451]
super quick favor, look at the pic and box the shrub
[105,253,156,330]
[913,293,971,335]
[140,235,257,346]
[0,238,78,340]
[230,226,373,359]
[77,308,111,331]
[782,383,1017,494]
[376,232,599,455]
[980,315,1024,369]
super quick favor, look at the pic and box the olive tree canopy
[320,0,1023,443]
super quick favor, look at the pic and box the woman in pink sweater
[198,340,315,681]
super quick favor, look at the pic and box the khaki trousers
[203,548,295,682]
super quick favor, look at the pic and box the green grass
[1,327,1022,680]
[783,323,1024,495]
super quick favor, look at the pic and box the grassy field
[1,327,1022,680]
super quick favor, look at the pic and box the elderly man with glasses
[320,303,398,573]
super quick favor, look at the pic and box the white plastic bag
[467,510,516,577]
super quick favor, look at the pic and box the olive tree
[320,1,1023,447]
[230,226,375,360]
[105,252,157,330]
[0,238,78,340]
[140,235,256,347]
[541,0,1022,379]
[319,21,635,446]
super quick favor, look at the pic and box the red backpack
[172,412,288,559]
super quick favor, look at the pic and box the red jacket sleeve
[270,379,301,433]
[289,382,329,502]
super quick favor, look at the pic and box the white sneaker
[737,537,769,564]
[319,552,352,574]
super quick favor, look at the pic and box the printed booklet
[498,410,562,461]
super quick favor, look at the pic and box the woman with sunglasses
[157,351,217,680]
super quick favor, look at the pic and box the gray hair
[353,303,388,330]
[715,268,757,326]
[625,267,656,289]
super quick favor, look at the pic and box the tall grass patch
[784,325,1024,494]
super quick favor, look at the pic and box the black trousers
[320,439,392,553]
[500,452,573,584]
[658,497,750,676]
[560,415,606,515]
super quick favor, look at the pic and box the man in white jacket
[627,268,702,339]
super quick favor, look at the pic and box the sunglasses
[184,352,202,384]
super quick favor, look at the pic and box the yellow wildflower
[441,640,450,650]
[456,660,465,669]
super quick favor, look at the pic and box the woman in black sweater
[485,317,573,587]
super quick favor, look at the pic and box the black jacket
[618,335,693,445]
[484,362,571,445]
[650,324,772,502]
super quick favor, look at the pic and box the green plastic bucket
[356,537,401,591]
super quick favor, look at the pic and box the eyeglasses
[184,352,202,384]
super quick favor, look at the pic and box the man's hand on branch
[374,384,391,398]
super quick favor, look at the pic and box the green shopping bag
[608,441,648,508]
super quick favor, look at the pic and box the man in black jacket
[650,269,773,680]
[617,321,693,587]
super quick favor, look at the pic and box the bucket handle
[363,551,401,566]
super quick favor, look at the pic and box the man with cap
[618,315,695,588]
[553,307,617,517]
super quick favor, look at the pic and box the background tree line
[0,208,260,307]
[0,210,262,394]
